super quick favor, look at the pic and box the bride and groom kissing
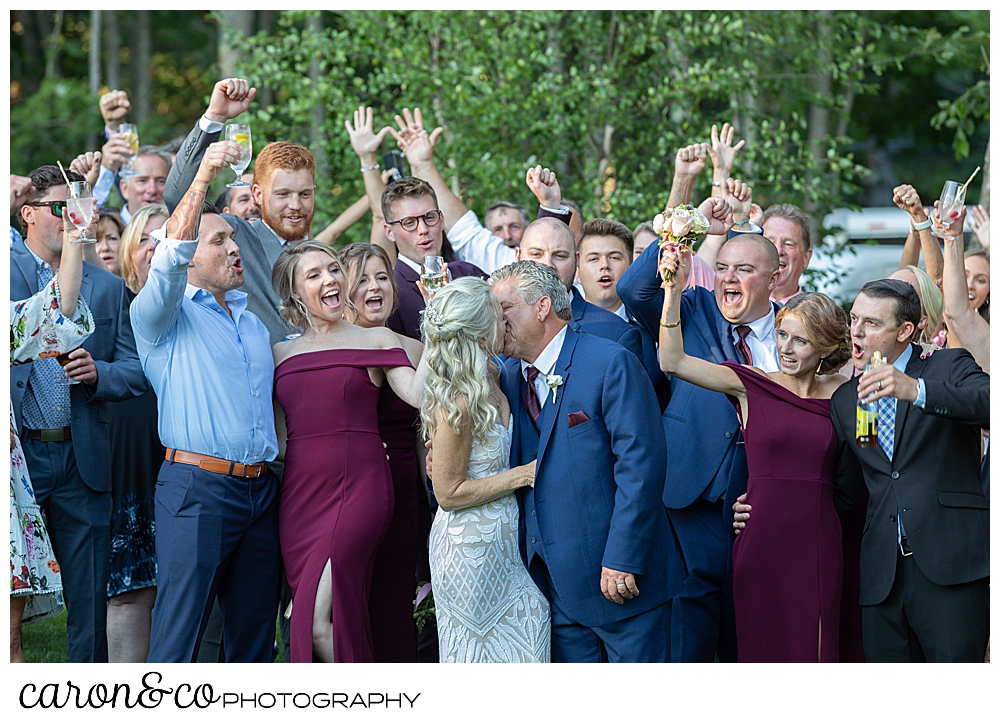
[423,260,679,663]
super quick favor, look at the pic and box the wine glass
[225,124,253,187]
[117,123,140,177]
[67,181,96,244]
[54,352,80,385]
[420,255,446,295]
[931,180,966,239]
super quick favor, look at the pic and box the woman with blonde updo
[421,277,550,663]
[659,242,861,662]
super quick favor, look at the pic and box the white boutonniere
[543,373,563,403]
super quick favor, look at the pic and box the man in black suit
[830,279,989,662]
[11,166,149,661]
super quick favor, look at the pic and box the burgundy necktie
[735,325,754,365]
[524,366,542,427]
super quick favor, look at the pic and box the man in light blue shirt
[131,140,282,663]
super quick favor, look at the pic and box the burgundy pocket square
[568,411,590,428]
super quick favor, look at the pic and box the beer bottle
[856,364,878,447]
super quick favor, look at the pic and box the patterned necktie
[524,366,542,427]
[735,325,754,365]
[877,395,896,460]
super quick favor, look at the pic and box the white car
[806,206,968,303]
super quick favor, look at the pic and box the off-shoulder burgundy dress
[723,362,861,662]
[275,347,413,663]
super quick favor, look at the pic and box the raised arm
[657,244,747,401]
[699,177,752,267]
[344,105,394,261]
[941,206,990,372]
[706,122,745,199]
[666,143,707,208]
[892,184,942,282]
[389,107,466,233]
[164,78,256,211]
[430,400,535,512]
[132,140,241,344]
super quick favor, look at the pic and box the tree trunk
[19,11,43,93]
[307,14,326,184]
[43,10,65,78]
[979,135,990,213]
[429,28,461,198]
[89,10,102,151]
[257,10,277,109]
[806,10,833,238]
[219,10,254,79]
[131,10,152,125]
[104,9,121,91]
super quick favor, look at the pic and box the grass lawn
[21,610,287,663]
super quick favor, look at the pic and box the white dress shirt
[731,308,779,372]
[520,326,568,409]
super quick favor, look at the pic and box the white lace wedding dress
[428,418,551,662]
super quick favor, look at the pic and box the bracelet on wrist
[660,318,681,329]
[360,163,380,173]
[911,217,933,231]
[711,181,722,187]
[734,219,750,227]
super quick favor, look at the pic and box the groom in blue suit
[491,260,680,662]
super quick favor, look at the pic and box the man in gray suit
[164,78,317,345]
[11,165,148,662]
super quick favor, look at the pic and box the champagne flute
[420,255,446,295]
[225,124,253,187]
[931,180,966,239]
[118,123,140,177]
[67,181,96,244]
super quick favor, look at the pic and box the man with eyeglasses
[10,165,148,662]
[381,176,488,340]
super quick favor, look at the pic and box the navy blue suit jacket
[10,239,149,492]
[618,241,780,522]
[501,326,681,627]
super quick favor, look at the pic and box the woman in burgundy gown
[658,247,860,662]
[271,242,426,663]
[341,242,423,663]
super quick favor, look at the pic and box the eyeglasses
[27,201,68,218]
[387,210,443,232]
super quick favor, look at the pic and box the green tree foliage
[230,10,985,258]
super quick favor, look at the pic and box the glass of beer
[420,255,446,295]
[224,123,253,187]
[118,123,140,177]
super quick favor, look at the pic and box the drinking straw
[56,161,75,197]
[959,166,981,195]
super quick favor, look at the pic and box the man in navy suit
[575,218,668,409]
[11,165,149,662]
[491,260,680,662]
[517,218,650,378]
[618,220,782,663]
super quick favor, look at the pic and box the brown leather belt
[24,426,72,442]
[165,448,269,479]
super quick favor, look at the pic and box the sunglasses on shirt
[27,201,68,218]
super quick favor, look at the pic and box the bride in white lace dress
[420,278,550,663]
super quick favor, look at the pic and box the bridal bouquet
[653,204,711,282]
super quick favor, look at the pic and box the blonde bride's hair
[420,277,503,444]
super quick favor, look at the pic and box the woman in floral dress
[10,207,95,662]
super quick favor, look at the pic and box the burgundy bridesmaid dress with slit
[723,362,862,662]
[275,347,412,663]
[369,386,421,662]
